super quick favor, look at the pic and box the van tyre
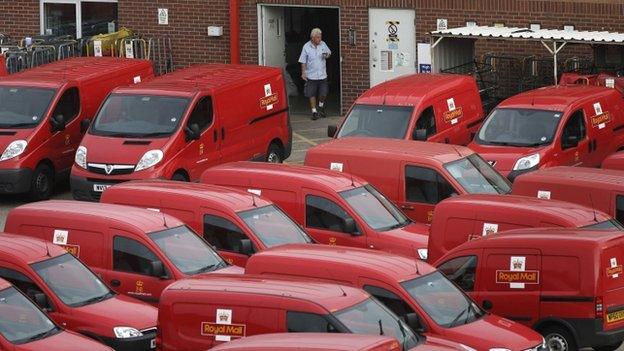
[541,325,577,351]
[266,143,283,163]
[29,164,54,201]
[171,172,189,182]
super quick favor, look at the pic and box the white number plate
[93,184,111,192]
[150,338,156,349]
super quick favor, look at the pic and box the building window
[41,1,118,39]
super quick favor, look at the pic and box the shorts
[304,78,329,98]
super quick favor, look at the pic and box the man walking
[299,28,331,120]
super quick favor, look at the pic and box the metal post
[553,42,558,85]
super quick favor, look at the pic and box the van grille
[87,163,135,176]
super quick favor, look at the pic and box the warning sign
[386,20,400,50]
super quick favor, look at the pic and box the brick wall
[0,0,39,39]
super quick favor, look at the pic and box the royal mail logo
[60,244,80,257]
[607,265,623,277]
[218,311,229,322]
[201,322,246,338]
[496,270,539,284]
[260,94,278,108]
[591,112,611,128]
[443,106,463,123]
[512,258,523,270]
[54,232,67,244]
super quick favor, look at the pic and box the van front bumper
[566,318,624,348]
[101,330,157,351]
[70,175,127,202]
[0,168,32,193]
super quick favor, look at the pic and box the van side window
[306,195,358,234]
[412,106,436,140]
[52,87,80,123]
[286,311,338,333]
[437,256,478,292]
[405,166,456,204]
[187,96,213,133]
[617,195,624,223]
[561,109,586,150]
[363,285,416,318]
[203,215,256,255]
[113,236,162,277]
[0,267,47,302]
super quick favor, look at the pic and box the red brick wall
[0,0,39,39]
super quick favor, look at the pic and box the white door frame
[40,0,118,39]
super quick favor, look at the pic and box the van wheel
[266,143,283,163]
[594,343,622,351]
[171,172,189,182]
[29,164,54,201]
[541,325,577,351]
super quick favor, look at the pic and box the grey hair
[310,28,322,38]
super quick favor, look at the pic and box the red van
[0,277,115,351]
[602,151,624,170]
[469,85,624,181]
[0,57,153,200]
[512,166,624,224]
[71,64,292,201]
[100,180,315,267]
[0,234,157,350]
[246,244,546,351]
[159,275,444,351]
[328,74,484,145]
[434,228,624,351]
[304,137,511,223]
[427,193,621,263]
[0,56,7,77]
[201,162,430,260]
[4,200,242,304]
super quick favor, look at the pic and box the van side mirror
[239,238,254,256]
[80,118,91,134]
[562,134,579,149]
[404,312,425,333]
[343,217,358,235]
[413,129,428,141]
[482,299,493,311]
[185,123,201,142]
[327,125,337,138]
[150,260,168,279]
[33,292,52,311]
[50,114,66,132]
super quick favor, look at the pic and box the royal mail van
[0,277,116,351]
[434,228,624,351]
[304,137,511,223]
[4,201,242,304]
[512,166,624,224]
[0,57,153,200]
[246,244,545,351]
[0,234,157,350]
[427,193,621,263]
[469,85,624,181]
[328,74,484,145]
[201,162,430,260]
[602,151,624,170]
[71,64,292,201]
[159,275,427,350]
[100,180,315,267]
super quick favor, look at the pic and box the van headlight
[417,248,428,260]
[135,150,163,172]
[75,146,87,169]
[113,326,143,338]
[1,140,27,161]
[513,153,540,171]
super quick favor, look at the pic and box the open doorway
[259,5,341,116]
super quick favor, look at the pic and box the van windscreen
[444,154,511,194]
[0,86,56,128]
[582,219,624,230]
[91,94,190,138]
[476,108,562,147]
[337,105,413,139]
[238,205,314,247]
[340,185,411,231]
[150,225,227,275]
[0,286,59,344]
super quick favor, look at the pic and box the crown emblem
[55,232,66,242]
[218,311,229,322]
[512,259,523,269]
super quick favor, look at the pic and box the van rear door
[600,243,624,331]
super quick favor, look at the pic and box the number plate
[93,184,111,192]
[150,339,156,349]
[607,309,624,323]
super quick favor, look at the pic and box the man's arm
[299,46,308,81]
[301,63,307,81]
[324,42,332,58]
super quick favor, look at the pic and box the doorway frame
[257,3,343,113]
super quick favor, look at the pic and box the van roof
[498,85,619,112]
[356,73,476,106]
[438,194,612,224]
[515,166,624,190]
[0,233,65,264]
[167,275,367,312]
[114,64,281,97]
[206,161,368,192]
[9,200,183,234]
[253,244,435,282]
[0,57,150,89]
[308,137,473,165]
[209,333,397,351]
[105,180,271,212]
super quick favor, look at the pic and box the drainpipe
[229,0,240,64]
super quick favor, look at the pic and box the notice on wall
[93,40,103,57]
[158,8,169,25]
[417,43,432,73]
[380,50,393,72]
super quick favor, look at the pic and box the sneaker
[311,112,319,120]
[318,106,326,118]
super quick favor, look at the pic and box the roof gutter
[229,0,240,64]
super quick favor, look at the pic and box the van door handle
[213,130,218,142]
[221,127,225,140]
[110,279,121,287]
[401,205,414,210]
